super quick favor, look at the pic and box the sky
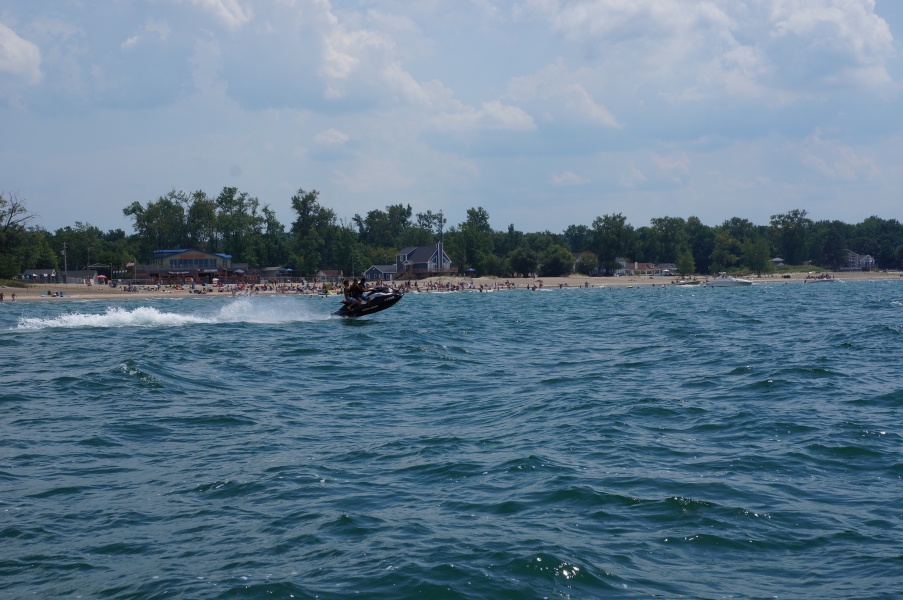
[2,0,903,233]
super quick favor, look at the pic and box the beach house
[364,264,398,282]
[366,243,454,280]
[316,270,343,284]
[623,261,660,276]
[259,266,294,282]
[842,250,875,271]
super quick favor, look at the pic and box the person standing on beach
[0,292,4,302]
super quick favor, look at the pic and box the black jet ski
[332,286,404,318]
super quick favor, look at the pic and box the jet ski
[332,286,404,318]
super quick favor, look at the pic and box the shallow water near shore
[2,281,903,599]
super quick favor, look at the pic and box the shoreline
[2,271,901,304]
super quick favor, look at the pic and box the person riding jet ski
[333,276,404,317]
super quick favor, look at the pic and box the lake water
[2,281,902,599]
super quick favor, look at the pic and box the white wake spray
[15,296,331,330]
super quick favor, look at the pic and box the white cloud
[121,36,140,50]
[620,161,647,187]
[507,61,619,127]
[551,171,589,185]
[144,19,172,42]
[188,0,253,30]
[522,0,894,98]
[314,128,349,144]
[430,98,536,131]
[0,21,42,84]
[332,160,416,192]
[797,132,879,180]
[653,153,690,173]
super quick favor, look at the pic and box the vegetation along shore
[2,188,903,283]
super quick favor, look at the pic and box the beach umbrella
[465,268,476,273]
[97,274,107,279]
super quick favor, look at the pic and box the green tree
[480,253,508,277]
[740,237,772,276]
[770,209,812,265]
[508,246,538,277]
[0,193,38,277]
[216,187,263,267]
[353,204,413,247]
[539,244,574,277]
[185,190,219,252]
[676,249,695,277]
[710,231,739,273]
[591,213,634,274]
[563,224,592,253]
[812,222,846,269]
[648,216,689,262]
[447,207,495,270]
[122,190,188,257]
[575,251,599,275]
[686,216,715,275]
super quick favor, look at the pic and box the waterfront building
[133,249,253,283]
[22,268,58,283]
[842,250,875,271]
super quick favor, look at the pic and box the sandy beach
[2,270,901,304]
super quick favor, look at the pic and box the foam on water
[15,296,330,330]
[16,305,212,330]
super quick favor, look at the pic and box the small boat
[805,274,838,283]
[700,273,752,287]
[673,280,700,286]
[332,287,404,317]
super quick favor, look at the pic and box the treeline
[2,187,903,279]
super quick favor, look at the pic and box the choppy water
[2,282,903,599]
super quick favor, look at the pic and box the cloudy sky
[2,0,903,233]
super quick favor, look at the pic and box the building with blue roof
[135,248,253,284]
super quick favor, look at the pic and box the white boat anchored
[700,273,753,287]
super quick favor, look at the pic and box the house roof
[397,247,417,256]
[367,264,398,273]
[152,248,232,259]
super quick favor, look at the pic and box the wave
[15,297,330,330]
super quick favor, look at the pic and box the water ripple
[1,282,902,598]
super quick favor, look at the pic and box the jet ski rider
[346,276,368,310]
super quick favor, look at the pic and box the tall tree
[741,237,772,276]
[710,231,739,273]
[0,192,38,277]
[216,187,263,266]
[676,249,695,277]
[539,244,574,277]
[508,246,538,277]
[591,213,634,274]
[122,190,188,257]
[770,209,812,265]
[648,216,689,262]
[562,224,592,253]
